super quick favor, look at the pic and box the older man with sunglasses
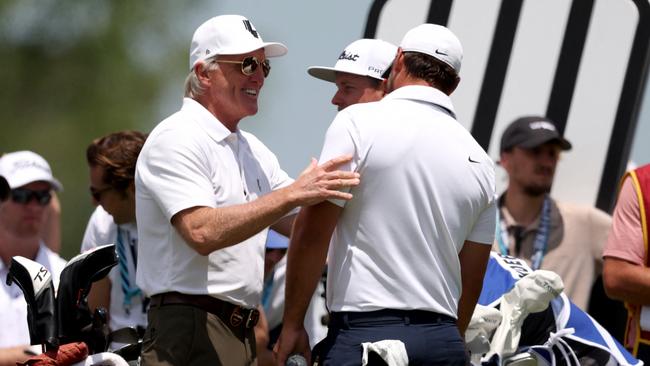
[135,15,360,366]
[0,151,66,365]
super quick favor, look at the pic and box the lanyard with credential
[496,195,551,270]
[117,227,142,313]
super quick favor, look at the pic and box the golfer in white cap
[308,39,397,111]
[0,151,66,364]
[135,15,360,366]
[276,24,496,365]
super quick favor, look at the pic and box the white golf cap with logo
[308,39,398,82]
[189,14,288,70]
[0,150,63,191]
[400,23,463,74]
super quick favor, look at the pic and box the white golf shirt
[135,98,293,308]
[319,85,497,317]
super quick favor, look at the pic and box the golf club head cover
[56,244,117,348]
[7,256,58,350]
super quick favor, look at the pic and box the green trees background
[0,1,193,259]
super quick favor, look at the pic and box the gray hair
[184,58,220,98]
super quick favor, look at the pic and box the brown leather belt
[150,292,259,329]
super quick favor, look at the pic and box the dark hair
[402,52,458,94]
[86,131,147,193]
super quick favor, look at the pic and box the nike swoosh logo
[468,156,480,164]
[435,49,448,56]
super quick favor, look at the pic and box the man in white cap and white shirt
[0,151,66,366]
[135,14,360,366]
[259,38,399,355]
[308,38,397,111]
[275,24,496,365]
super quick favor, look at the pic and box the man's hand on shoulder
[287,156,360,207]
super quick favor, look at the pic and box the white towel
[71,352,130,366]
[485,270,564,362]
[466,304,503,363]
[361,339,409,366]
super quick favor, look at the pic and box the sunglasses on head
[215,56,271,77]
[11,188,52,206]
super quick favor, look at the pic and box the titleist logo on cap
[11,160,51,175]
[338,51,360,61]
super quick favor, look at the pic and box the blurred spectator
[80,131,147,334]
[256,230,327,361]
[0,151,66,365]
[603,163,650,362]
[495,116,611,310]
[0,153,59,253]
[255,229,289,366]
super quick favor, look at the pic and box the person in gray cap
[495,116,611,311]
[135,15,360,366]
[0,151,66,365]
[308,38,397,111]
[276,24,496,365]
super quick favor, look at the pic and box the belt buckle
[230,307,244,327]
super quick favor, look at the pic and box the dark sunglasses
[90,186,112,202]
[216,56,271,77]
[10,189,52,206]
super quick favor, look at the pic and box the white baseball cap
[308,39,397,82]
[400,24,463,74]
[189,15,288,70]
[0,151,63,191]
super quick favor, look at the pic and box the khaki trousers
[140,303,257,366]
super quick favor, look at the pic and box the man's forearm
[172,186,298,255]
[173,156,359,256]
[283,202,339,328]
[457,242,491,336]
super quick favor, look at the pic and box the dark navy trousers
[312,309,468,365]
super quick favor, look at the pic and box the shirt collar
[384,85,456,118]
[498,195,561,233]
[181,98,237,143]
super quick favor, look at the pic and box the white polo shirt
[135,98,293,308]
[81,206,146,331]
[318,85,496,317]
[0,245,66,348]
